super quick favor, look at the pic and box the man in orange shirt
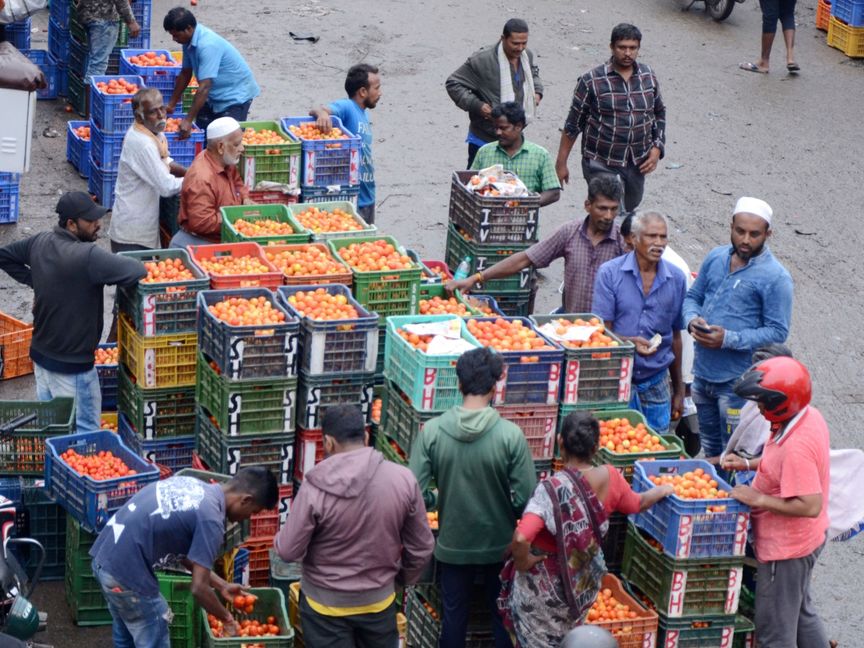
[169,116,251,247]
[731,357,831,648]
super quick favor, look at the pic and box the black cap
[56,192,108,223]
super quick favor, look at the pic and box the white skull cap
[734,196,772,225]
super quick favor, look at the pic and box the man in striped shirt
[555,23,666,216]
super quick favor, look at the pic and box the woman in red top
[498,411,672,648]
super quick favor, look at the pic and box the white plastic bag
[1,0,48,24]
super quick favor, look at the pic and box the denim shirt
[683,244,793,383]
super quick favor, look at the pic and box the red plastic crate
[242,536,274,587]
[187,242,283,290]
[249,484,292,538]
[496,403,558,460]
[293,427,324,481]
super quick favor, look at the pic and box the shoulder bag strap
[541,479,581,617]
[562,467,606,547]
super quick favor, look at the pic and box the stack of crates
[281,116,361,205]
[115,249,207,474]
[445,170,542,316]
[5,17,31,50]
[828,0,864,57]
[0,310,33,380]
[157,571,201,648]
[622,459,751,646]
[236,120,302,197]
[65,515,111,625]
[21,49,60,100]
[66,121,92,179]
[0,173,21,225]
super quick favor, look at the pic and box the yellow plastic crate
[827,15,864,57]
[117,314,197,389]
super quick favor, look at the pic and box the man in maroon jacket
[274,404,434,646]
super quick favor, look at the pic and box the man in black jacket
[0,192,146,432]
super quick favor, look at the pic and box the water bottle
[453,256,473,281]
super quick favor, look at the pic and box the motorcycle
[681,0,745,22]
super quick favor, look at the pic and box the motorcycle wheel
[706,0,736,21]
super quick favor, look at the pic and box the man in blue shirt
[163,7,260,140]
[682,197,793,463]
[592,211,687,434]
[310,64,381,224]
[91,467,278,647]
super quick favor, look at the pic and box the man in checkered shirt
[555,23,666,216]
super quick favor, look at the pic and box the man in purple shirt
[446,174,626,312]
[592,211,687,434]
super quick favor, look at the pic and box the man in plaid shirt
[555,23,666,215]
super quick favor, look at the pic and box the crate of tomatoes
[188,242,284,290]
[589,409,681,481]
[202,587,294,647]
[89,75,144,133]
[119,49,182,95]
[287,201,375,241]
[220,204,309,246]
[0,398,75,476]
[263,243,353,287]
[281,116,361,189]
[238,121,302,191]
[586,573,658,648]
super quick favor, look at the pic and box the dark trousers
[195,99,253,137]
[760,0,797,33]
[581,156,646,215]
[358,203,376,226]
[438,562,512,648]
[299,592,399,648]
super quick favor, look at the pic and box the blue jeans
[630,370,672,435]
[438,562,512,648]
[33,362,101,433]
[691,377,745,461]
[93,564,172,648]
[85,20,120,81]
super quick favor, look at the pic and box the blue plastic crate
[6,18,32,50]
[48,18,70,62]
[832,0,864,25]
[44,430,160,533]
[89,123,126,172]
[66,121,91,178]
[631,459,751,559]
[22,50,60,100]
[50,0,71,29]
[0,477,25,503]
[87,161,117,208]
[232,547,249,585]
[126,32,151,49]
[95,343,118,411]
[165,118,205,167]
[300,185,360,206]
[461,294,505,316]
[89,74,143,133]
[281,116,361,189]
[0,175,21,225]
[120,49,181,95]
[56,61,69,97]
[131,0,152,30]
[118,413,195,473]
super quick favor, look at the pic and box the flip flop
[739,62,769,74]
[787,63,801,72]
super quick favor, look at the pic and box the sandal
[787,62,801,72]
[739,62,769,74]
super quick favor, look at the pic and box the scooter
[681,0,745,22]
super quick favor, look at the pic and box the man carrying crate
[0,192,145,433]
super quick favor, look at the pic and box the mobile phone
[691,322,713,334]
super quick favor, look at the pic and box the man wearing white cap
[682,197,793,468]
[170,117,251,248]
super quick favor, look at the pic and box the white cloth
[734,196,772,225]
[828,448,864,542]
[662,245,694,383]
[207,116,241,140]
[497,42,536,122]
[109,127,183,249]
[724,400,770,458]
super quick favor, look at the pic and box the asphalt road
[2,0,863,645]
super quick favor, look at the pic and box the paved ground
[2,0,863,644]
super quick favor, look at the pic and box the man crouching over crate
[90,466,278,647]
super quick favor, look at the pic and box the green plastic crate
[733,614,755,648]
[174,469,249,553]
[444,223,534,293]
[201,587,294,647]
[327,235,422,318]
[14,484,66,580]
[67,69,89,117]
[286,200,376,241]
[622,523,745,619]
[181,85,197,112]
[591,409,680,481]
[380,380,437,456]
[158,572,201,648]
[0,397,76,475]
[220,203,309,245]
[485,288,534,317]
[118,364,197,439]
[405,585,494,648]
[657,612,738,647]
[295,372,376,430]
[269,549,301,603]
[65,516,110,626]
[196,352,297,436]
[238,121,301,191]
[376,431,408,466]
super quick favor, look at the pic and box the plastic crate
[249,484,292,538]
[530,313,635,407]
[591,409,680,481]
[87,162,117,207]
[131,0,152,29]
[197,288,300,381]
[117,248,209,335]
[56,61,70,97]
[376,431,408,466]
[733,615,755,648]
[5,17,32,50]
[277,284,379,376]
[89,124,126,171]
[51,0,71,29]
[496,403,557,460]
[119,48,181,94]
[65,517,111,626]
[466,317,564,406]
[383,315,479,412]
[188,242,284,290]
[12,484,67,581]
[196,352,297,436]
[157,572,200,648]
[377,380,436,457]
[602,512,628,575]
[301,184,360,206]
[66,120,91,178]
[117,364,197,439]
[67,69,89,117]
[832,0,864,25]
[449,170,541,244]
[165,125,205,168]
[94,342,118,411]
[327,235,422,317]
[264,243,353,286]
[293,426,324,481]
[0,311,33,380]
[296,372,375,429]
[89,74,144,133]
[242,538,274,587]
[195,407,294,485]
[405,585,494,648]
[238,121,302,191]
[657,613,738,648]
[270,549,302,602]
[622,523,745,618]
[220,203,309,245]
[69,2,129,47]
[587,573,659,647]
[0,176,21,224]
[45,431,160,532]
[232,547,250,585]
[117,314,197,389]
[0,397,76,475]
[287,200,376,241]
[201,587,293,647]
[22,50,59,100]
[631,460,750,559]
[459,293,505,317]
[445,223,535,293]
[119,413,195,472]
[175,468,249,552]
[817,0,833,29]
[281,116,361,189]
[827,15,864,55]
[68,39,122,77]
[487,288,534,317]
[48,18,70,62]
[248,188,300,206]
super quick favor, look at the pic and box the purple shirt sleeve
[526,221,572,269]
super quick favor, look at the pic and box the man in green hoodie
[410,347,536,648]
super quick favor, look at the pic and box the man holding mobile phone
[682,197,793,468]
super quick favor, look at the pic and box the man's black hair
[587,174,623,203]
[620,213,633,238]
[457,347,504,396]
[163,7,196,32]
[492,101,526,128]
[503,18,529,37]
[322,404,366,443]
[345,63,379,98]
[560,411,600,462]
[226,466,279,509]
[610,23,642,45]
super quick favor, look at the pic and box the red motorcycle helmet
[734,356,812,423]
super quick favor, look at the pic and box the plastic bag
[1,0,48,24]
[464,164,530,197]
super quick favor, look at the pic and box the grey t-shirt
[90,476,225,596]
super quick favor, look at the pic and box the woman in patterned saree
[498,411,673,648]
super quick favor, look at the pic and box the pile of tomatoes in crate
[648,467,730,502]
[94,346,119,364]
[286,122,350,141]
[418,296,471,316]
[242,128,289,155]
[587,586,641,623]
[264,245,346,278]
[285,289,359,321]
[207,296,287,327]
[545,317,620,349]
[233,218,297,238]
[336,239,415,272]
[207,593,284,639]
[294,206,362,233]
[73,124,91,141]
[95,78,139,95]
[141,257,196,283]
[59,449,137,480]
[599,418,665,454]
[127,51,178,67]
[466,318,554,359]
[195,254,272,276]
